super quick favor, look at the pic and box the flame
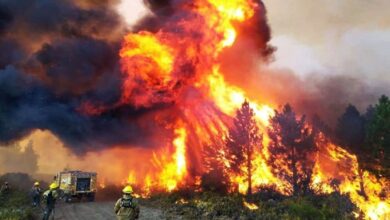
[105,0,390,218]
[203,66,274,126]
[243,201,259,210]
[99,181,106,189]
[158,126,188,191]
[119,31,176,106]
[313,134,390,220]
[201,0,255,49]
[176,198,189,204]
[120,32,174,82]
[126,171,137,185]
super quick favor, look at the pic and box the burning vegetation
[0,0,389,219]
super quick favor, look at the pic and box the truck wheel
[64,195,71,203]
[88,193,95,202]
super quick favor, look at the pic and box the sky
[262,0,390,86]
[117,0,390,85]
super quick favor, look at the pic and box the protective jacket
[31,186,42,196]
[0,184,9,194]
[31,186,42,206]
[42,189,59,220]
[114,194,140,220]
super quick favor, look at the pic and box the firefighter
[114,185,140,220]
[31,182,42,207]
[0,181,10,195]
[42,183,59,220]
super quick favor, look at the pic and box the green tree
[366,95,390,178]
[336,105,365,153]
[267,104,316,196]
[226,101,263,196]
[335,99,389,197]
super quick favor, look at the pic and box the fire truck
[56,170,97,202]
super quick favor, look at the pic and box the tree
[201,138,230,194]
[226,101,262,196]
[366,95,390,178]
[267,104,316,196]
[311,114,332,137]
[335,96,389,199]
[336,105,366,156]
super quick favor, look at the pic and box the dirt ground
[49,201,165,220]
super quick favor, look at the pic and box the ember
[243,201,259,210]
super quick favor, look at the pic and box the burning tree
[201,137,230,194]
[336,104,370,198]
[226,101,263,196]
[267,104,316,196]
[335,96,390,200]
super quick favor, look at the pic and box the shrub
[285,198,325,220]
[0,189,35,220]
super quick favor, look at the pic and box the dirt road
[52,201,165,220]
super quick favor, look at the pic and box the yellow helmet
[34,182,40,186]
[49,182,59,190]
[122,185,133,194]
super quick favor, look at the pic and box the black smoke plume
[0,0,174,153]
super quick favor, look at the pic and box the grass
[147,190,358,220]
[0,189,35,220]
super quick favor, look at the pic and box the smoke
[0,0,173,153]
[135,0,273,59]
[221,0,390,126]
[257,0,390,120]
[246,67,388,127]
[263,0,390,42]
[143,0,172,12]
[0,141,38,174]
[2,0,274,154]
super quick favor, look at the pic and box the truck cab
[56,170,97,202]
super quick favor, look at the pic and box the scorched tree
[226,101,262,196]
[267,104,316,196]
[202,137,230,194]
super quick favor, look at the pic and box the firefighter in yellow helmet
[42,183,59,220]
[31,182,42,207]
[114,185,140,220]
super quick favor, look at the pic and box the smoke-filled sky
[0,0,389,176]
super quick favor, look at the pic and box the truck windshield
[76,178,91,191]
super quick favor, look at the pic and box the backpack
[45,191,55,207]
[120,197,134,208]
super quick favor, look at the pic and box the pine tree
[366,95,390,178]
[336,105,366,156]
[226,101,262,196]
[201,137,230,194]
[336,104,371,199]
[267,104,316,196]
